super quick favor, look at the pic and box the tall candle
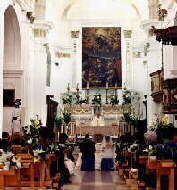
[115,83,117,88]
[106,82,109,89]
[76,83,79,91]
[87,81,90,89]
[67,83,70,91]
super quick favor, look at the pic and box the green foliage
[63,111,71,125]
[62,93,87,105]
[92,94,102,105]
[110,95,119,106]
[55,117,63,128]
[21,118,41,149]
[122,90,131,105]
[62,94,73,105]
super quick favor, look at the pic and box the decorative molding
[150,69,163,103]
[163,78,177,114]
[71,30,80,38]
[133,51,141,58]
[140,20,167,32]
[3,69,23,78]
[33,20,53,38]
[123,30,132,38]
[33,28,47,38]
[13,0,34,12]
[55,52,71,58]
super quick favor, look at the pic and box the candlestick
[115,83,117,96]
[67,83,70,92]
[87,81,90,89]
[76,83,79,92]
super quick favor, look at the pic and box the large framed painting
[82,27,122,88]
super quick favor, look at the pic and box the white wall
[0,0,165,135]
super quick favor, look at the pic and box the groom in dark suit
[80,134,95,171]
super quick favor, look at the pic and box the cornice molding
[13,0,34,12]
[32,20,53,38]
[3,69,23,78]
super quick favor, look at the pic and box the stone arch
[62,0,142,20]
[4,5,21,69]
[3,5,22,133]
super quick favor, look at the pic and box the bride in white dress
[101,136,114,171]
[95,135,104,170]
[95,135,114,170]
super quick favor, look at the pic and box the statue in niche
[45,44,51,87]
[11,99,22,134]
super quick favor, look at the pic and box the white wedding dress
[95,143,104,170]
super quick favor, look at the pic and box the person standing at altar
[79,134,95,171]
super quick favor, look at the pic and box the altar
[75,123,127,136]
[65,104,129,137]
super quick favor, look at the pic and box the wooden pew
[0,170,20,190]
[16,154,35,189]
[147,159,176,190]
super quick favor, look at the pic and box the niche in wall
[3,89,15,107]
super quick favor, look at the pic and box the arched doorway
[3,6,21,134]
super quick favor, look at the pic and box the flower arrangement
[122,90,131,105]
[62,93,74,105]
[151,115,169,129]
[75,94,87,104]
[144,130,157,144]
[0,150,21,170]
[128,143,139,153]
[123,108,140,128]
[33,149,47,162]
[110,95,119,106]
[62,93,87,105]
[92,94,102,105]
[147,145,157,156]
[22,116,42,148]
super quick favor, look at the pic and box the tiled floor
[64,170,130,190]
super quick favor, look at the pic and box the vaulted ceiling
[62,0,148,22]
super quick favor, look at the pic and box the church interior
[1,0,177,189]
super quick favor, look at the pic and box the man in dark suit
[80,134,95,171]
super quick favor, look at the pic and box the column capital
[123,30,132,38]
[71,30,80,39]
[32,20,53,39]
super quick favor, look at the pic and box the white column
[71,30,80,88]
[164,46,177,79]
[32,40,47,125]
[123,30,133,89]
[0,11,4,137]
[147,38,163,127]
[30,21,52,125]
